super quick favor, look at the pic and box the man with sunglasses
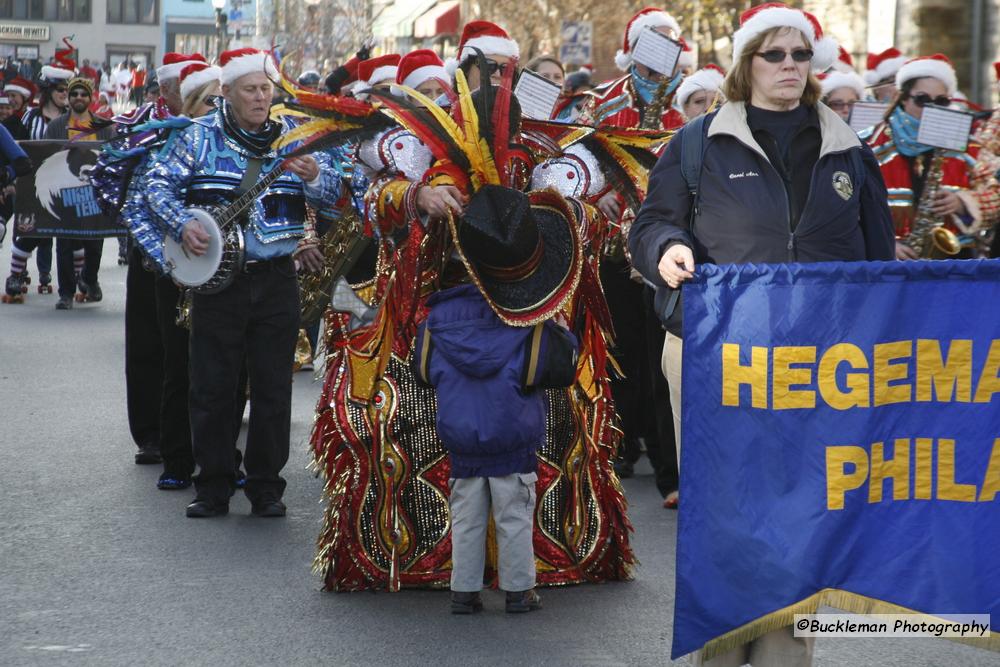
[864,54,988,260]
[43,76,116,310]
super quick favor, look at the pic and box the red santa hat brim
[820,70,866,99]
[615,10,682,71]
[4,84,32,98]
[863,55,907,86]
[40,65,74,83]
[674,67,725,107]
[732,6,837,72]
[895,57,957,96]
[181,65,222,101]
[397,65,450,94]
[221,51,278,86]
[445,36,520,76]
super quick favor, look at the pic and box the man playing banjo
[141,48,341,518]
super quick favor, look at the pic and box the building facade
[0,0,161,68]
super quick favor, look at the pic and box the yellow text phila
[721,340,1000,410]
[825,438,1000,510]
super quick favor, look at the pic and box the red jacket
[577,75,685,132]
[866,123,980,237]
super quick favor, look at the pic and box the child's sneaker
[505,589,542,613]
[450,591,484,614]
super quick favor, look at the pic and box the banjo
[163,160,290,294]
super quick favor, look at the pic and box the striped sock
[10,247,29,275]
[73,249,85,277]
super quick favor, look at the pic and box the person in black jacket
[628,5,895,666]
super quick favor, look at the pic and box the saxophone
[902,149,961,259]
[640,75,672,130]
[298,207,371,327]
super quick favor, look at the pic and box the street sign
[560,20,592,66]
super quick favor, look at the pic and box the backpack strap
[663,114,711,321]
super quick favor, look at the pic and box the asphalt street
[1,245,996,667]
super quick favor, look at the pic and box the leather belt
[242,255,293,274]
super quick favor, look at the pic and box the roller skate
[2,272,25,303]
[75,276,103,303]
[20,270,30,293]
[37,271,52,294]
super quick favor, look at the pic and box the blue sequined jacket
[139,107,341,265]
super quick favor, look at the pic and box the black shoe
[250,496,286,517]
[135,445,162,464]
[157,473,192,490]
[451,591,484,614]
[186,498,229,518]
[613,458,634,479]
[55,296,73,310]
[505,589,542,613]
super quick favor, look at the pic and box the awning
[414,1,460,39]
[393,0,440,38]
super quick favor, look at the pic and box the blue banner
[672,259,1000,660]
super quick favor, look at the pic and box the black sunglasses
[826,100,856,111]
[69,90,90,98]
[755,48,814,64]
[908,92,951,108]
[483,59,510,76]
[54,86,68,93]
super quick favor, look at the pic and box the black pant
[56,238,104,298]
[154,276,194,477]
[642,286,678,496]
[124,246,163,450]
[189,257,299,503]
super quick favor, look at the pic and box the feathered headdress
[367,49,531,196]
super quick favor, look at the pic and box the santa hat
[219,48,279,86]
[394,49,449,95]
[831,46,855,73]
[40,62,75,84]
[993,61,1000,82]
[731,2,838,72]
[895,54,957,97]
[863,47,907,86]
[678,38,694,70]
[615,8,682,71]
[819,70,865,99]
[674,64,725,107]
[445,21,520,76]
[4,77,36,99]
[180,62,222,101]
[358,54,401,87]
[157,52,207,82]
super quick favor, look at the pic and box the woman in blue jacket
[628,4,894,666]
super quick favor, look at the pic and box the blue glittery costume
[139,103,341,265]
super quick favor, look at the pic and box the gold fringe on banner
[698,588,1000,661]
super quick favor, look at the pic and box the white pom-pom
[812,37,838,73]
[614,50,632,72]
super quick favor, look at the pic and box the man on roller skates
[0,122,34,304]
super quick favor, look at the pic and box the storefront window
[2,0,86,19]
[107,0,157,24]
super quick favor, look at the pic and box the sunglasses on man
[69,90,91,98]
[907,92,951,108]
[483,59,510,76]
[755,48,814,64]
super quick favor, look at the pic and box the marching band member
[864,54,984,260]
[140,48,341,519]
[864,47,908,103]
[446,20,520,92]
[674,64,725,121]
[819,68,866,122]
[973,62,1000,256]
[2,76,36,139]
[630,5,894,663]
